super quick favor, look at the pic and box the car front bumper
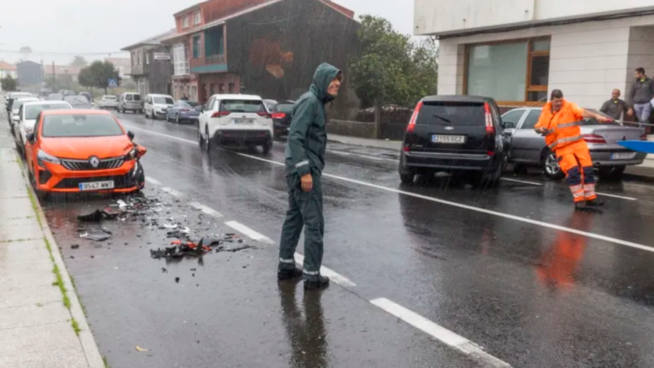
[35,160,141,193]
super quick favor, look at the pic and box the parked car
[10,97,40,127]
[24,109,147,199]
[263,99,277,111]
[117,92,143,114]
[398,95,508,186]
[166,100,201,124]
[144,94,174,120]
[64,96,93,109]
[79,92,93,103]
[6,92,33,118]
[98,95,119,109]
[271,100,295,138]
[198,94,273,154]
[47,93,64,101]
[502,107,647,179]
[14,100,72,154]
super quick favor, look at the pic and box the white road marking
[115,125,652,252]
[293,253,357,288]
[234,152,654,253]
[595,192,637,201]
[145,176,162,186]
[370,298,511,368]
[224,221,275,244]
[161,187,183,197]
[189,202,223,218]
[500,177,543,186]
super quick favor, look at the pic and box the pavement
[6,108,654,367]
[0,123,104,367]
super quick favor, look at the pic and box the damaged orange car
[24,109,147,198]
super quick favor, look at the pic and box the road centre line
[161,187,183,198]
[119,123,653,253]
[189,202,223,218]
[224,221,275,244]
[499,177,636,200]
[500,177,543,186]
[370,298,511,368]
[595,192,637,201]
[145,176,162,186]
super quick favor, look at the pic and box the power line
[0,49,128,56]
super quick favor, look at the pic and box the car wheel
[400,173,415,184]
[262,140,272,155]
[198,128,205,149]
[205,127,212,152]
[542,150,565,180]
[598,165,626,180]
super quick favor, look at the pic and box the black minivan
[398,95,508,186]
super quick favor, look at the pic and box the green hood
[310,63,341,103]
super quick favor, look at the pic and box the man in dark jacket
[600,89,632,120]
[628,67,654,126]
[277,63,342,290]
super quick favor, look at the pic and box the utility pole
[51,61,56,91]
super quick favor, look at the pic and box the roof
[210,94,263,100]
[22,100,70,107]
[43,65,83,76]
[42,109,111,116]
[121,29,178,51]
[0,61,16,70]
[422,95,492,103]
[174,2,203,17]
[161,0,284,43]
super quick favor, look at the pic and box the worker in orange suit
[535,89,612,210]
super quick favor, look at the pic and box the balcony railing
[205,54,226,65]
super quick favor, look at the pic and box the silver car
[502,107,646,179]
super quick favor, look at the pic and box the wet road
[28,110,654,367]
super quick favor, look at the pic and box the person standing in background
[628,67,654,128]
[600,89,632,121]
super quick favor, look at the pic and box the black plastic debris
[162,268,168,273]
[175,277,180,283]
[77,209,119,222]
[80,228,112,242]
[71,244,80,249]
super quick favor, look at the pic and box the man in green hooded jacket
[277,63,342,290]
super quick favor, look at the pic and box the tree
[78,61,121,94]
[1,75,18,91]
[349,15,439,138]
[70,55,88,67]
[18,46,32,61]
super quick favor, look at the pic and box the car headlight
[37,149,61,166]
[124,147,137,161]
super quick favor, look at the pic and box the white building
[415,0,654,108]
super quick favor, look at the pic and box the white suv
[198,94,274,154]
[144,94,174,120]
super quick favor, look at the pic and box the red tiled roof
[0,61,17,71]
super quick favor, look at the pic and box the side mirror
[136,146,147,158]
[27,132,35,143]
[127,131,135,141]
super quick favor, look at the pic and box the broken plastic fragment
[135,346,149,352]
[71,244,80,249]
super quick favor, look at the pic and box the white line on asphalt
[145,176,162,186]
[370,298,511,368]
[234,152,654,253]
[500,177,543,186]
[121,123,197,145]
[116,124,653,252]
[595,192,637,201]
[224,221,275,244]
[161,187,183,197]
[189,202,223,218]
[294,253,357,288]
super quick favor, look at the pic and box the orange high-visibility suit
[535,100,597,203]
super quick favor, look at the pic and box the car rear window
[42,114,123,138]
[26,103,70,119]
[416,101,485,126]
[154,97,174,104]
[220,100,265,113]
[125,94,141,101]
[275,104,294,114]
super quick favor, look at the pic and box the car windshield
[220,100,266,113]
[275,103,294,113]
[47,94,63,100]
[25,103,70,119]
[42,114,123,137]
[417,101,485,126]
[154,97,174,104]
[14,99,38,110]
[64,96,90,106]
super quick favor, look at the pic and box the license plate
[432,135,466,144]
[611,152,636,160]
[79,181,115,191]
[234,118,253,124]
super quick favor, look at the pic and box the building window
[194,12,201,25]
[228,82,234,93]
[145,52,150,65]
[193,36,201,59]
[204,26,224,57]
[466,37,550,104]
[183,16,190,28]
[173,43,189,76]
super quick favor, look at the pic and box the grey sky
[0,0,414,65]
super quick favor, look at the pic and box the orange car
[24,109,147,197]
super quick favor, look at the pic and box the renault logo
[89,156,100,168]
[444,126,454,131]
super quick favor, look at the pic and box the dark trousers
[278,172,324,281]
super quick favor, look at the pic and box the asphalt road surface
[20,110,654,367]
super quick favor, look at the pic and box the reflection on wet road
[39,111,654,367]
